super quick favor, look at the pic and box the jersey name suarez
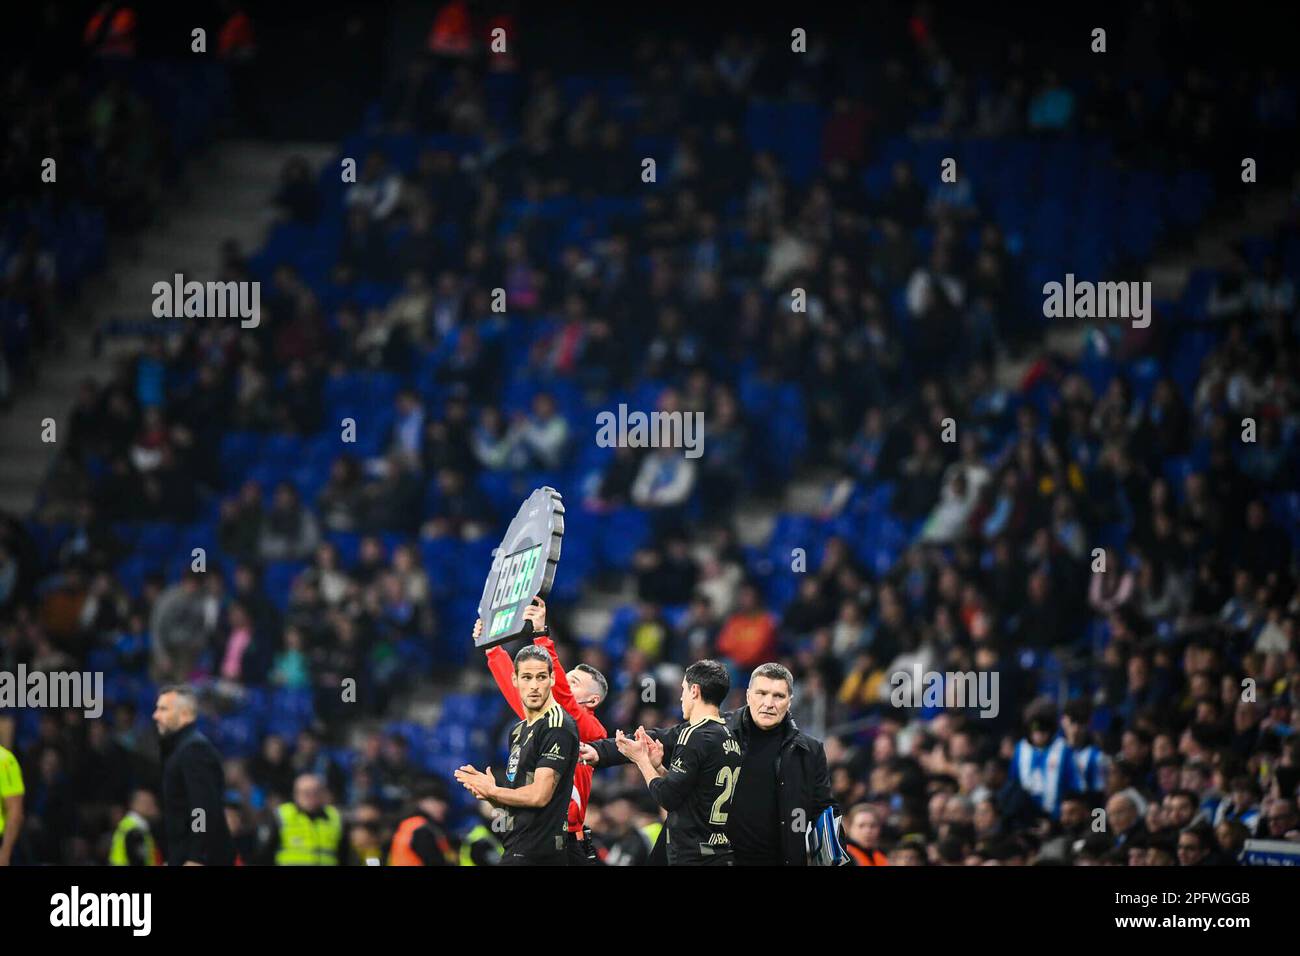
[649,715,743,865]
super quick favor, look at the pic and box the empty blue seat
[597,509,649,571]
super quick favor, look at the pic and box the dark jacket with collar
[160,722,236,866]
[724,707,835,866]
[591,707,835,866]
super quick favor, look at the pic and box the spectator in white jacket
[632,447,696,509]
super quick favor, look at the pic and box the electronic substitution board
[475,486,565,648]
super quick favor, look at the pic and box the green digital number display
[489,544,542,612]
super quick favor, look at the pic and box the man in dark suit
[153,685,236,866]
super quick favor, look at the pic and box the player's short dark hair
[573,663,608,701]
[513,645,552,673]
[684,659,730,706]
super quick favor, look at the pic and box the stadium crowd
[1,2,1298,866]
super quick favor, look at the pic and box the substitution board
[475,486,565,648]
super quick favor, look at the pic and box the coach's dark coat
[724,707,836,866]
[160,721,236,866]
[591,707,835,865]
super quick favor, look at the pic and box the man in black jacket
[583,662,835,865]
[153,685,236,866]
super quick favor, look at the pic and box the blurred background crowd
[1,0,1298,865]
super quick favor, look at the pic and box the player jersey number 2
[710,766,740,824]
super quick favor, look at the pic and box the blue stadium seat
[597,508,649,571]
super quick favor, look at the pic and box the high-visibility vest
[458,823,503,866]
[0,745,24,837]
[275,803,342,866]
[641,821,663,846]
[389,814,455,866]
[109,812,158,866]
[847,844,888,866]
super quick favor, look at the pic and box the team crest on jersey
[506,743,521,782]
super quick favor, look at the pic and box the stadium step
[0,139,336,518]
[0,330,105,516]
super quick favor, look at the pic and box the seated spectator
[631,447,697,511]
[259,483,321,562]
[218,602,270,685]
[896,430,946,522]
[360,451,424,533]
[716,583,778,671]
[269,626,312,690]
[299,543,355,607]
[845,804,890,865]
[422,468,492,540]
[583,445,641,511]
[1027,70,1075,131]
[472,406,523,472]
[920,466,985,545]
[148,570,214,683]
[345,152,402,221]
[318,457,365,532]
[1088,549,1136,614]
[516,393,570,470]
[273,156,322,225]
[248,734,296,803]
[336,206,390,283]
[386,271,433,347]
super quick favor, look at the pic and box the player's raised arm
[479,618,525,720]
[523,598,608,741]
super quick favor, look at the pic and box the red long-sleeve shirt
[486,635,605,833]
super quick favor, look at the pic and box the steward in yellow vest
[275,802,342,865]
[458,799,504,866]
[265,774,345,866]
[0,744,25,867]
[459,822,504,865]
[109,791,161,866]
